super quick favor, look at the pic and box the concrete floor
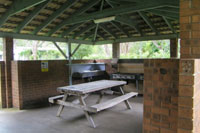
[0,95,143,133]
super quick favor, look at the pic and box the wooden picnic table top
[57,80,127,95]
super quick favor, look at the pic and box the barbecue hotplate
[72,70,106,78]
[111,73,144,80]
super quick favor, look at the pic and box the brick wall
[180,0,200,58]
[11,59,113,109]
[0,61,5,108]
[3,37,13,107]
[179,0,200,132]
[143,59,179,133]
[178,59,200,133]
[170,38,178,58]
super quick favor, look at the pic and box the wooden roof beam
[156,7,179,14]
[105,1,131,37]
[0,31,93,44]
[115,16,143,36]
[32,0,79,35]
[73,24,96,39]
[14,0,51,33]
[48,0,101,37]
[60,23,83,38]
[138,11,159,35]
[162,17,176,33]
[110,22,131,37]
[94,34,179,45]
[82,31,95,40]
[93,0,105,42]
[100,24,118,39]
[71,44,81,57]
[48,2,168,35]
[0,0,47,27]
[147,9,179,20]
[111,0,179,5]
[97,32,107,40]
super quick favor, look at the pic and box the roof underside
[0,0,179,44]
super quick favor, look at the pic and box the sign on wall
[41,61,48,72]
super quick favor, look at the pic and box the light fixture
[94,16,116,24]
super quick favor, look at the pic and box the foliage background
[0,39,180,60]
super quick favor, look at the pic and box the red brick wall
[3,37,13,108]
[170,38,178,58]
[11,59,113,109]
[180,0,200,58]
[178,59,200,133]
[143,59,179,133]
[0,61,6,108]
[179,0,200,133]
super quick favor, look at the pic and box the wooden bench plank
[56,100,96,113]
[91,92,138,112]
[49,95,64,103]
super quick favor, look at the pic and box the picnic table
[49,80,138,128]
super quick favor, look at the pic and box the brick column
[170,38,178,58]
[143,59,179,133]
[3,37,13,108]
[112,42,120,58]
[179,59,200,133]
[179,0,200,132]
[180,0,200,58]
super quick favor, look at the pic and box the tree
[72,44,93,59]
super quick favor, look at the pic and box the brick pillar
[180,0,200,58]
[170,38,178,58]
[179,0,200,132]
[112,43,120,58]
[143,59,179,133]
[3,37,13,108]
[179,59,200,133]
[0,63,6,108]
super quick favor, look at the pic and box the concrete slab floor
[0,95,143,133]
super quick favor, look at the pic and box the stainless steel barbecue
[71,63,107,81]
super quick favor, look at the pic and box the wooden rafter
[110,22,131,37]
[106,0,142,36]
[100,24,118,39]
[0,0,47,27]
[97,32,107,40]
[53,41,68,59]
[73,23,96,39]
[147,9,179,20]
[82,30,95,40]
[71,44,82,56]
[162,17,176,33]
[106,0,132,37]
[115,16,143,36]
[60,23,83,38]
[46,2,167,32]
[32,0,79,34]
[93,0,105,41]
[47,0,101,36]
[138,11,159,35]
[0,0,180,44]
[14,0,51,33]
[94,34,179,45]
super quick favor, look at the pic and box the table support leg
[119,87,132,109]
[57,94,68,117]
[96,92,104,104]
[79,95,96,128]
